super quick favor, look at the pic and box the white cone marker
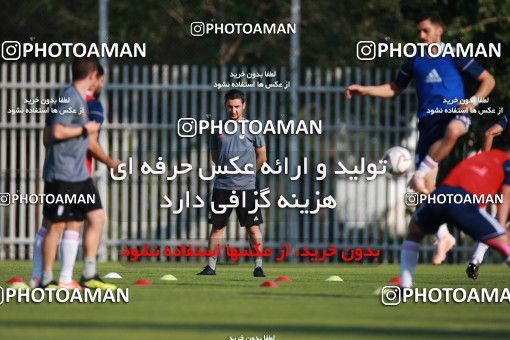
[160,274,177,281]
[325,275,343,282]
[104,272,123,279]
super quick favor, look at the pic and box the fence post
[289,0,301,260]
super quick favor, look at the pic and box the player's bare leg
[484,233,510,265]
[423,157,456,265]
[424,165,438,194]
[410,119,467,194]
[198,226,225,275]
[432,226,456,265]
[79,208,116,291]
[409,160,435,195]
[41,221,76,287]
[82,208,106,277]
[429,119,467,161]
[247,225,265,277]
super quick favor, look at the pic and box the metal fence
[0,62,481,263]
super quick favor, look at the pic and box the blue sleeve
[503,160,510,185]
[452,57,485,79]
[496,111,510,130]
[209,134,218,150]
[87,99,104,125]
[393,57,414,89]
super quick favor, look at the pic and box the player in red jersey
[399,136,510,288]
[465,111,510,279]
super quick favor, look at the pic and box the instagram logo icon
[356,41,376,61]
[2,41,21,60]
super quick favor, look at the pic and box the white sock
[42,271,53,286]
[208,257,217,271]
[58,230,80,284]
[435,224,451,239]
[416,155,438,178]
[31,225,46,282]
[400,240,420,288]
[83,257,97,279]
[470,242,489,265]
[255,257,263,268]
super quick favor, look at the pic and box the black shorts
[42,178,102,222]
[416,113,470,167]
[208,188,264,227]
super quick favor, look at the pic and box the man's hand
[345,84,367,99]
[255,146,267,172]
[85,121,101,134]
[483,124,504,151]
[345,82,402,99]
[108,159,123,174]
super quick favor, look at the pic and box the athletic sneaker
[197,265,216,275]
[28,277,40,289]
[466,262,479,280]
[431,234,456,265]
[59,280,83,291]
[38,281,59,289]
[253,267,266,277]
[80,274,117,291]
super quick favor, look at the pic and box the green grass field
[0,262,509,339]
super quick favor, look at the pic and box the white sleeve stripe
[399,69,410,76]
[479,208,506,234]
[462,58,475,71]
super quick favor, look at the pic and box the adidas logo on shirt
[425,68,442,83]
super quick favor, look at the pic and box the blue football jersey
[394,47,484,120]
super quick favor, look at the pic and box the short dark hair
[97,63,104,77]
[71,57,98,81]
[224,89,245,103]
[416,12,443,27]
[493,134,510,152]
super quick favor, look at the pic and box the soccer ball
[383,146,412,176]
